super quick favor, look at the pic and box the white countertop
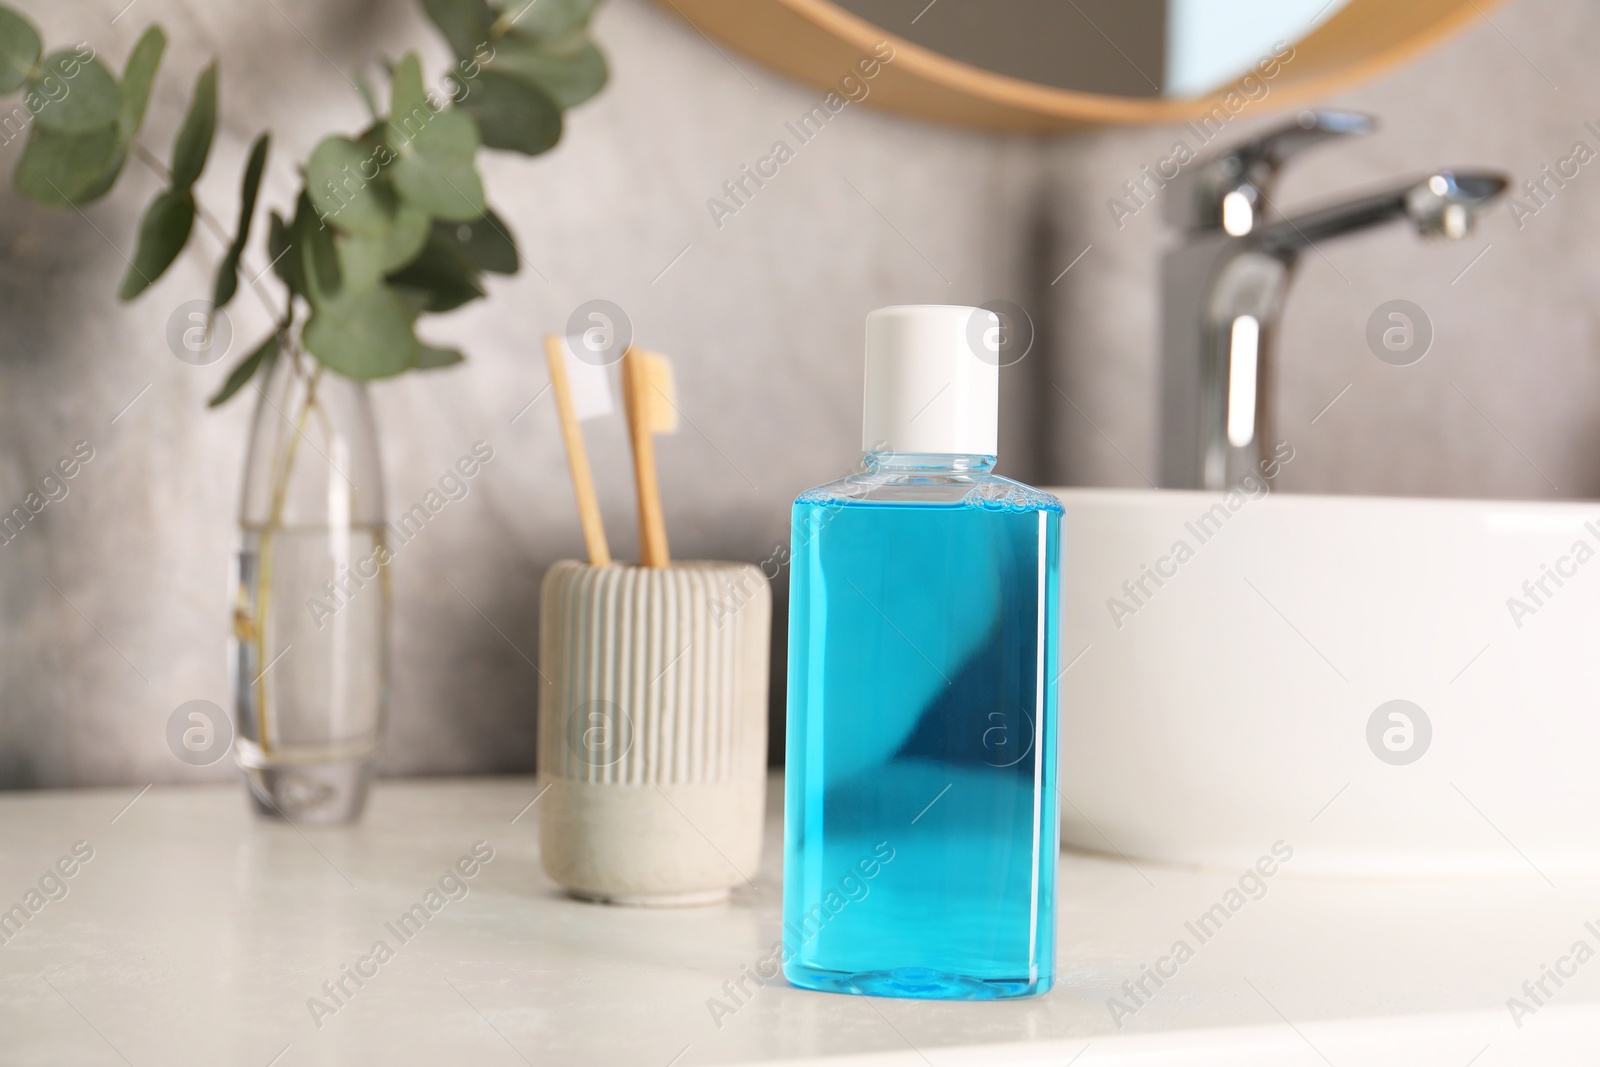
[1,773,1596,1066]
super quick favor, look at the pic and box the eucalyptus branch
[129,139,223,244]
[0,0,610,402]
[128,138,285,325]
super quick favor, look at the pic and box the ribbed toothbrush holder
[537,560,771,905]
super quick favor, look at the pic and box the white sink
[1050,486,1600,877]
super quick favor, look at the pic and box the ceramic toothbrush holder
[536,560,771,905]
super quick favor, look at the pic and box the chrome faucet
[1158,110,1508,490]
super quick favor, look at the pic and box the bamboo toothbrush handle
[623,347,671,568]
[543,334,611,567]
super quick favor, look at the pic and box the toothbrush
[543,333,611,566]
[621,346,678,568]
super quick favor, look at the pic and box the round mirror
[652,0,1497,130]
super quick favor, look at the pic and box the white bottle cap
[862,305,999,455]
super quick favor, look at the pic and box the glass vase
[229,343,390,823]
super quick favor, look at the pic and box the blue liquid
[783,487,1061,1000]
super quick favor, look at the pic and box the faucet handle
[1164,110,1375,235]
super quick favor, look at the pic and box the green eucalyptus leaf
[455,68,560,155]
[209,330,280,407]
[318,204,429,304]
[420,0,494,61]
[434,210,517,274]
[489,31,606,109]
[386,231,486,313]
[0,6,42,95]
[354,117,388,147]
[370,205,432,272]
[386,54,437,139]
[303,205,343,302]
[118,26,165,143]
[29,50,121,133]
[120,186,196,300]
[389,109,485,220]
[269,205,306,297]
[307,205,430,300]
[498,0,599,37]
[212,133,269,312]
[14,124,121,205]
[336,233,388,294]
[306,134,395,236]
[169,62,217,188]
[303,284,420,380]
[413,344,464,369]
[300,181,425,382]
[69,142,129,203]
[12,32,162,206]
[386,53,485,221]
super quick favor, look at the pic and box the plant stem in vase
[231,341,390,823]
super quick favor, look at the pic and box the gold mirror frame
[650,0,1501,131]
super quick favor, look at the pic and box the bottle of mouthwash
[783,305,1062,1000]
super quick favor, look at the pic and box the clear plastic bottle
[784,306,1062,1000]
